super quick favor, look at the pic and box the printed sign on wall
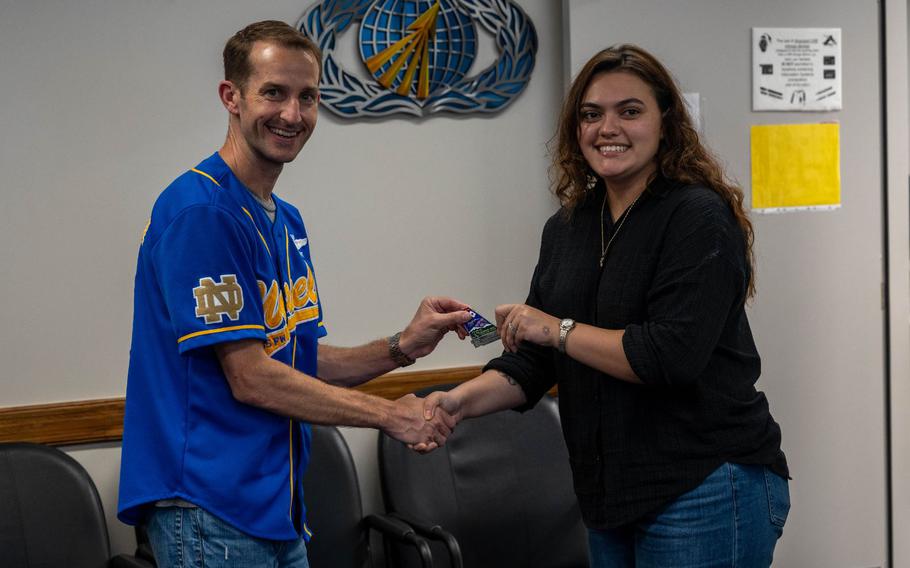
[752,27,842,111]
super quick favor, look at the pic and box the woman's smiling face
[577,71,663,193]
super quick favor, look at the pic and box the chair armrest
[363,513,434,568]
[388,512,463,568]
[109,554,156,568]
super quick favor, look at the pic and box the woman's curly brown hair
[551,44,756,299]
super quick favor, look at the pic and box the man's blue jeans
[588,463,790,567]
[146,506,310,568]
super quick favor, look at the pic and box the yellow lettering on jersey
[292,278,308,306]
[288,306,320,328]
[280,263,320,326]
[259,280,286,331]
[306,263,318,304]
[258,272,319,356]
[264,326,291,355]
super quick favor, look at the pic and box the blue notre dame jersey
[118,152,326,541]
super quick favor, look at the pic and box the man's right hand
[383,393,456,449]
[404,390,465,453]
[409,371,530,453]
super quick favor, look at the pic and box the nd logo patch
[194,275,244,324]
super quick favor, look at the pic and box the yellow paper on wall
[750,123,841,212]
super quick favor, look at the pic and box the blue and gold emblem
[297,0,537,118]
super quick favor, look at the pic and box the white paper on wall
[752,27,842,111]
[683,92,701,131]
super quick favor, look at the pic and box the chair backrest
[379,385,590,568]
[303,425,371,568]
[0,442,112,567]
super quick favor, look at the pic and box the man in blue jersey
[118,20,470,568]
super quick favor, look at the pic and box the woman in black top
[421,45,790,567]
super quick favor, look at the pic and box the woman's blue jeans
[588,463,790,567]
[146,506,310,568]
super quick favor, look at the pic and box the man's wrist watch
[558,318,576,354]
[388,332,416,367]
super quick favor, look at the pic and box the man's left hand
[399,296,473,360]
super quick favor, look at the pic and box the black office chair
[378,385,590,568]
[0,442,151,568]
[128,425,432,568]
[304,424,434,568]
[130,524,157,566]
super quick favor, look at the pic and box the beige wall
[4,1,909,564]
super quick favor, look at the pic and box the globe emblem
[359,0,477,99]
[298,0,537,117]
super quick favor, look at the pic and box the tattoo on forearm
[497,370,518,386]
[543,325,550,336]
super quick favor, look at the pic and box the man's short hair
[223,20,322,90]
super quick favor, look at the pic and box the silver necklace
[599,191,642,268]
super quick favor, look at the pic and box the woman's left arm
[496,191,746,387]
[495,304,641,383]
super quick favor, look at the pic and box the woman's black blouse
[484,178,789,530]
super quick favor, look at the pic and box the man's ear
[219,80,241,115]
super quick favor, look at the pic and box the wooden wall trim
[0,365,484,447]
[0,398,128,447]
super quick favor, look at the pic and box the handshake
[383,390,462,453]
[376,296,543,452]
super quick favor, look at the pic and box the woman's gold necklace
[599,191,643,268]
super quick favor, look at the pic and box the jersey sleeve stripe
[190,168,222,187]
[177,324,265,344]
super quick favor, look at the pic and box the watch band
[558,319,576,354]
[388,331,416,367]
